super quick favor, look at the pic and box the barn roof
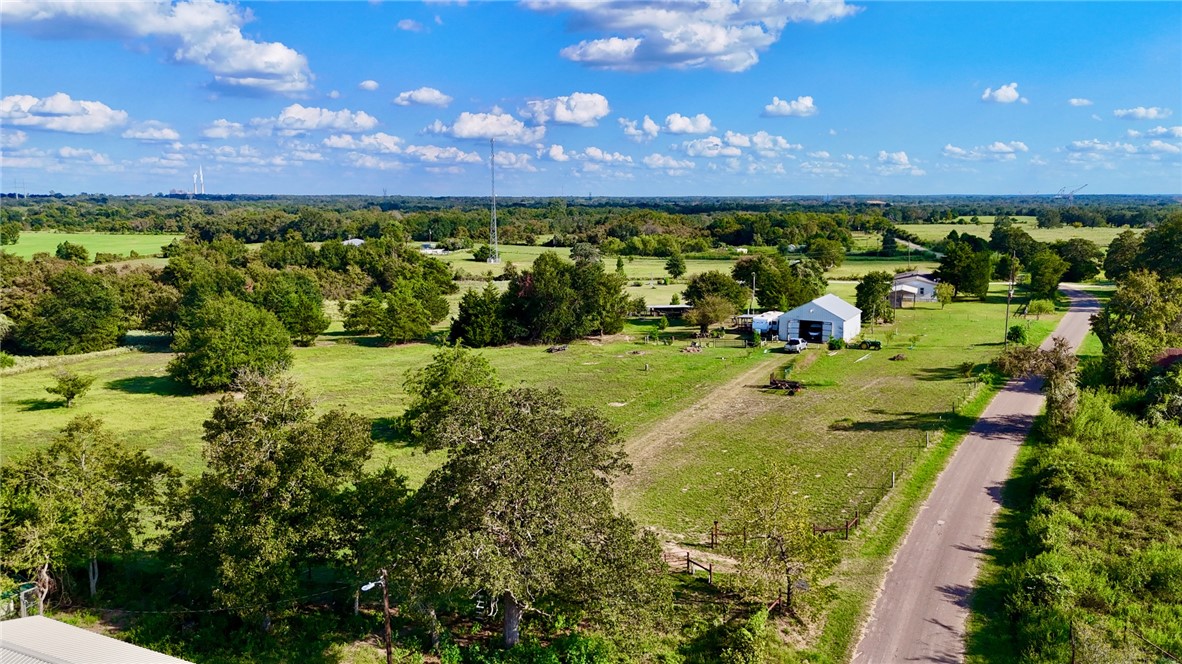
[781,294,861,322]
[0,616,192,664]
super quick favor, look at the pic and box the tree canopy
[168,295,292,391]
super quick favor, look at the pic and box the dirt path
[616,350,789,499]
[851,287,1099,663]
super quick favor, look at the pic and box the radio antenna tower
[488,138,500,264]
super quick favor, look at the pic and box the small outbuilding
[892,271,939,306]
[777,294,861,343]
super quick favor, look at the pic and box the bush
[657,316,669,331]
[0,352,14,368]
[168,296,292,391]
[959,361,976,378]
[46,369,96,407]
[473,245,493,262]
[1006,324,1029,345]
[828,337,845,350]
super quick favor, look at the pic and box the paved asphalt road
[851,287,1099,663]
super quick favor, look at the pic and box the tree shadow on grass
[370,417,417,448]
[16,398,63,411]
[106,375,188,397]
[914,366,970,382]
[843,408,961,432]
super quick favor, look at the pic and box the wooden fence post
[708,563,714,585]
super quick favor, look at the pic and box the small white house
[892,271,939,304]
[778,294,861,343]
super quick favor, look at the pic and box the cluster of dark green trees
[449,252,641,346]
[0,220,459,390]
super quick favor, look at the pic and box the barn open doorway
[800,320,825,343]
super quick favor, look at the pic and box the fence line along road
[851,286,1099,663]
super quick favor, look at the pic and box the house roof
[891,284,920,294]
[781,294,861,322]
[0,616,192,664]
[893,271,938,284]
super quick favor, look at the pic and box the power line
[85,584,353,616]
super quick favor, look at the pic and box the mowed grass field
[3,231,182,260]
[618,288,1064,535]
[0,326,761,487]
[901,216,1138,248]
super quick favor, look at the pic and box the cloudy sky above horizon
[1,0,1179,197]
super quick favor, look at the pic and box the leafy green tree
[0,221,20,245]
[684,270,748,309]
[935,241,973,296]
[16,267,126,355]
[250,269,329,346]
[569,242,601,263]
[407,387,665,647]
[164,374,384,626]
[806,237,845,270]
[665,252,687,280]
[997,337,1079,435]
[1,416,175,601]
[962,250,994,300]
[732,254,826,312]
[473,245,493,262]
[719,465,837,615]
[1050,238,1103,282]
[935,282,955,309]
[1027,249,1070,299]
[1103,230,1142,281]
[45,369,95,407]
[1145,363,1182,426]
[401,344,501,442]
[687,294,736,334]
[615,255,625,275]
[168,296,292,391]
[880,231,898,256]
[1135,212,1182,278]
[374,284,431,344]
[1026,299,1055,320]
[449,283,506,347]
[1036,208,1063,229]
[499,252,628,343]
[54,241,89,264]
[855,271,895,324]
[988,223,1038,264]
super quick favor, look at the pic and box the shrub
[473,245,493,262]
[657,316,669,331]
[46,369,96,407]
[959,360,975,378]
[1006,324,1029,345]
[168,296,292,391]
[828,337,845,350]
[0,352,14,368]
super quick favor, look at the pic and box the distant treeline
[1,195,1176,257]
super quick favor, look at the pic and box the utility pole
[380,569,392,664]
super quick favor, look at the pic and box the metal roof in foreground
[1,615,192,664]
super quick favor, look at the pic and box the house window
[920,287,925,295]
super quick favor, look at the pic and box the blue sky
[1,1,1179,196]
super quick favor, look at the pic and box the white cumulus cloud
[359,80,380,91]
[943,140,1029,161]
[393,87,453,108]
[397,18,424,32]
[1068,98,1093,107]
[0,93,127,133]
[202,119,246,139]
[0,1,312,95]
[270,104,379,134]
[523,92,611,127]
[876,150,924,176]
[323,132,404,153]
[763,95,817,117]
[1114,106,1172,120]
[427,112,545,144]
[981,82,1026,104]
[682,136,742,158]
[404,144,481,164]
[1145,140,1181,155]
[664,112,714,134]
[642,152,694,172]
[581,146,632,163]
[122,121,180,142]
[529,0,860,73]
[619,115,660,141]
[1,129,28,148]
[544,144,571,161]
[493,151,537,171]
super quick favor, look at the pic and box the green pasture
[902,217,1138,248]
[619,287,1064,534]
[2,231,182,260]
[0,328,760,487]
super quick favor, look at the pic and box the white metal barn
[777,294,862,343]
